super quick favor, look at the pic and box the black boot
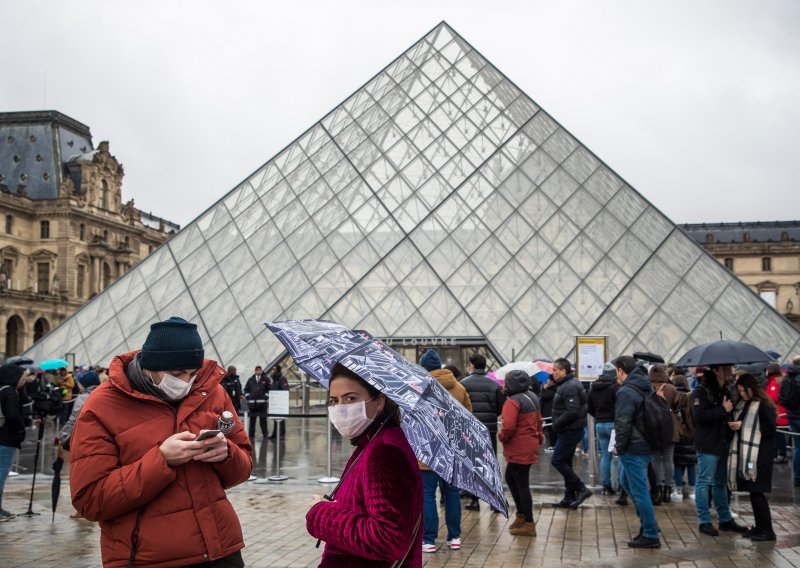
[651,485,663,506]
[615,488,628,506]
[662,485,671,504]
[465,498,480,511]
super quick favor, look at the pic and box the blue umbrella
[266,319,508,515]
[39,359,69,371]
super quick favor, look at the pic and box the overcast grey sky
[2,0,798,228]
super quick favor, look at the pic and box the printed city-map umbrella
[266,319,508,516]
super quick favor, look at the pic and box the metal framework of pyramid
[24,22,800,367]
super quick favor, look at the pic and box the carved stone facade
[0,111,178,358]
[684,221,800,330]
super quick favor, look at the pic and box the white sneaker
[447,537,461,550]
[670,490,683,501]
[688,491,696,500]
[422,543,437,553]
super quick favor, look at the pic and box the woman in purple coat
[307,363,423,567]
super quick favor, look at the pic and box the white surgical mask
[328,400,376,439]
[154,372,195,400]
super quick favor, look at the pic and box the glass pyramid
[24,22,800,367]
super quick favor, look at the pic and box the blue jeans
[790,417,800,483]
[620,453,658,539]
[695,452,732,525]
[674,464,696,488]
[582,426,589,452]
[595,422,615,488]
[0,445,17,511]
[551,429,585,500]
[422,470,460,544]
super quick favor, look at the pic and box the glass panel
[685,253,731,303]
[607,185,647,223]
[522,112,558,145]
[497,170,534,209]
[633,256,680,305]
[203,290,239,337]
[180,244,216,285]
[383,240,425,283]
[492,259,531,305]
[561,284,604,332]
[517,188,557,231]
[341,239,381,282]
[691,308,744,345]
[377,85,410,117]
[365,71,397,101]
[148,267,187,311]
[539,210,579,254]
[661,281,709,334]
[212,314,252,363]
[437,154,471,194]
[373,288,418,334]
[487,312,531,355]
[582,167,623,206]
[410,216,446,257]
[301,240,339,284]
[561,147,600,184]
[298,178,333,216]
[337,179,373,212]
[471,236,512,279]
[315,264,356,306]
[395,194,430,233]
[504,96,539,128]
[636,310,686,360]
[561,234,604,279]
[426,236,468,280]
[168,223,204,263]
[484,113,515,146]
[402,262,443,308]
[494,212,535,255]
[454,50,488,81]
[416,287,463,333]
[656,230,702,275]
[714,281,763,334]
[272,265,312,310]
[461,133,494,167]
[607,233,650,278]
[537,259,580,304]
[561,188,602,230]
[539,167,579,207]
[367,216,404,257]
[352,198,388,235]
[516,234,558,281]
[259,241,295,284]
[218,243,258,286]
[84,319,125,363]
[284,288,327,319]
[583,208,626,252]
[745,312,799,358]
[189,266,227,310]
[503,132,537,165]
[385,55,417,84]
[311,195,350,236]
[584,256,627,305]
[416,174,451,209]
[234,197,269,240]
[440,311,482,336]
[537,311,578,358]
[197,204,234,241]
[466,98,501,130]
[444,258,487,305]
[612,284,658,332]
[474,191,514,232]
[358,264,399,305]
[400,155,435,189]
[480,150,515,185]
[542,128,578,164]
[327,218,364,259]
[223,183,258,218]
[466,286,508,332]
[115,292,157,338]
[515,283,558,335]
[334,120,368,155]
[286,223,324,260]
[206,225,243,262]
[108,265,147,311]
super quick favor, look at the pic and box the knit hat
[78,370,101,390]
[140,317,204,371]
[0,365,25,387]
[419,349,442,372]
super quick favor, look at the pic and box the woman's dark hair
[672,374,690,390]
[443,365,462,380]
[735,373,775,409]
[765,363,781,377]
[330,363,401,425]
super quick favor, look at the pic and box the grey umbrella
[675,340,773,367]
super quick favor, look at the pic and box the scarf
[126,353,172,402]
[727,400,761,490]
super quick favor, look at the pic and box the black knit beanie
[140,317,204,371]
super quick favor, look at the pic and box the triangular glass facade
[25,23,800,367]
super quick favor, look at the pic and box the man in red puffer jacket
[70,317,253,567]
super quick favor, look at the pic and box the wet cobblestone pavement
[2,418,799,567]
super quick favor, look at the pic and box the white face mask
[328,400,376,439]
[153,372,195,400]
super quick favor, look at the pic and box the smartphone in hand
[196,429,222,441]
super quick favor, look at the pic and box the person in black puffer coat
[0,366,31,519]
[550,358,591,509]
[588,362,619,495]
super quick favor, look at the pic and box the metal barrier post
[318,416,340,484]
[302,374,310,414]
[587,415,597,487]
[268,419,288,482]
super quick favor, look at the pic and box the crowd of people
[1,318,799,566]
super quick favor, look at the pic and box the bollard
[587,415,598,487]
[318,416,340,484]
[268,418,288,482]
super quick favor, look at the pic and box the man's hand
[159,431,205,466]
[192,431,228,463]
[310,494,333,510]
[722,396,733,413]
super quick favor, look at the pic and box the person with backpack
[499,370,544,537]
[692,365,749,536]
[0,366,32,520]
[778,359,800,487]
[612,355,659,548]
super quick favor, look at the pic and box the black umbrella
[4,355,34,366]
[633,351,665,364]
[675,340,773,367]
[51,451,64,522]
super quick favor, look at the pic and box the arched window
[33,317,50,341]
[101,180,109,209]
[5,315,24,356]
[103,262,113,289]
[4,215,12,235]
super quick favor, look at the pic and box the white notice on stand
[269,391,290,416]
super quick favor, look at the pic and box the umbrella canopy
[675,340,773,367]
[4,355,34,366]
[266,319,508,515]
[51,453,64,522]
[494,361,540,382]
[633,351,665,364]
[765,351,781,361]
[39,359,69,371]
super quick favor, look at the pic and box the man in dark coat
[222,366,243,414]
[460,353,504,511]
[692,365,748,536]
[614,356,659,548]
[244,366,270,441]
[550,358,592,509]
[268,365,288,439]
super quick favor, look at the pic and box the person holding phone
[727,374,777,541]
[69,317,253,567]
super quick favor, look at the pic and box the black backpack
[639,387,674,451]
[779,372,800,412]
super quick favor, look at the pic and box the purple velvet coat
[307,422,423,568]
